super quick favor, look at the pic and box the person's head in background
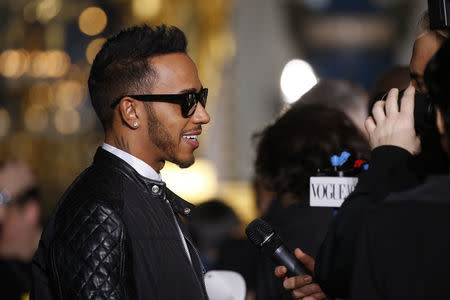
[254,105,370,216]
[295,79,369,137]
[425,38,450,157]
[0,161,42,262]
[188,199,241,270]
[410,10,450,93]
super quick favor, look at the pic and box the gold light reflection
[0,109,11,138]
[36,0,62,23]
[28,50,70,78]
[161,158,218,204]
[24,105,48,133]
[29,82,54,107]
[78,7,107,36]
[86,38,106,64]
[54,108,80,134]
[0,49,30,78]
[46,50,71,77]
[53,80,85,108]
[132,0,161,20]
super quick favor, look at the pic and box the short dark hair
[88,24,188,130]
[254,104,370,201]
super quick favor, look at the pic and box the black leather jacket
[31,148,208,299]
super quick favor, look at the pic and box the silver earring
[133,121,138,127]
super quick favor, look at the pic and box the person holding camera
[350,37,450,300]
[274,10,450,300]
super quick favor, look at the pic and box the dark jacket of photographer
[315,146,421,298]
[31,148,208,300]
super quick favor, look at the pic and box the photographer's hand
[365,86,421,155]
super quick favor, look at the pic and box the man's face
[410,31,444,93]
[143,53,210,168]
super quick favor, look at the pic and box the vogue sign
[309,176,358,207]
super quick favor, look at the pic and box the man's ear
[118,97,140,129]
[436,106,446,135]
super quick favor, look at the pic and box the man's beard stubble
[144,103,195,168]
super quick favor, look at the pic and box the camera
[428,0,450,30]
[371,90,436,137]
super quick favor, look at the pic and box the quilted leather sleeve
[50,200,132,300]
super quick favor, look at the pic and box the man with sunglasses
[31,25,210,300]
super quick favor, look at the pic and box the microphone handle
[273,245,309,277]
[272,245,334,300]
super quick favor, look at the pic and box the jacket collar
[93,147,195,218]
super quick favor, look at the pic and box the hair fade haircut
[88,24,188,131]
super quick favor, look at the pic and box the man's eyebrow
[178,86,203,94]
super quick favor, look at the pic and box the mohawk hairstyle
[88,24,188,130]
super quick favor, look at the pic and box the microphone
[246,218,310,277]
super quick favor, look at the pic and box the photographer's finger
[385,88,400,116]
[365,116,376,134]
[400,86,415,116]
[372,100,386,124]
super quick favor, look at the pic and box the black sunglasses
[111,88,208,118]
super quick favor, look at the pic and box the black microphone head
[246,218,274,248]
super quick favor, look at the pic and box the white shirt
[101,143,192,264]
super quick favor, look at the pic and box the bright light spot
[132,0,161,20]
[280,59,318,104]
[161,158,218,204]
[78,7,107,36]
[28,50,70,78]
[46,50,71,77]
[54,108,80,134]
[24,105,48,133]
[36,0,62,23]
[86,38,106,64]
[0,49,30,78]
[53,80,85,108]
[0,108,11,138]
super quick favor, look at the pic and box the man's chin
[176,157,195,169]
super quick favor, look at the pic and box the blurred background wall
[0,0,427,224]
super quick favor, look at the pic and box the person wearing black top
[31,25,211,299]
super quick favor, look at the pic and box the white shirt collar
[101,143,162,182]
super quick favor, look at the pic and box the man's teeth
[183,135,198,140]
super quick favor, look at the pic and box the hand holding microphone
[246,218,330,300]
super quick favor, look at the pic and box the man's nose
[192,103,210,124]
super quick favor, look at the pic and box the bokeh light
[24,105,48,133]
[0,109,11,138]
[36,0,62,23]
[161,158,218,204]
[280,59,318,104]
[54,107,80,134]
[86,38,106,64]
[28,50,70,78]
[132,0,161,19]
[53,80,85,108]
[0,49,30,78]
[78,7,107,36]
